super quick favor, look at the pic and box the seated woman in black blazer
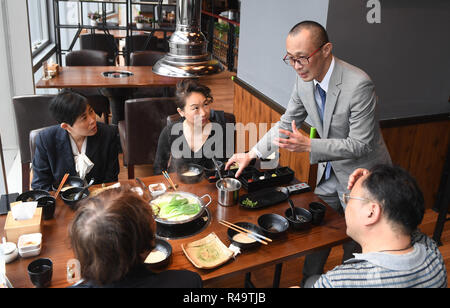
[31,91,120,191]
[69,186,202,288]
[153,79,233,174]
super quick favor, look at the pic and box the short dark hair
[175,79,212,110]
[49,90,88,126]
[69,186,156,286]
[361,165,425,235]
[289,20,329,48]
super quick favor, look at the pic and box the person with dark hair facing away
[304,165,447,288]
[225,20,392,285]
[153,79,233,174]
[31,90,120,190]
[69,186,203,288]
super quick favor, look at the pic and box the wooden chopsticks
[219,220,272,245]
[54,173,69,199]
[162,171,177,191]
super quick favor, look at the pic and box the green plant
[88,12,101,21]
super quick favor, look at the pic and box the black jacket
[31,122,120,191]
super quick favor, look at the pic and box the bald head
[288,20,329,49]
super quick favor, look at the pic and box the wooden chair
[12,95,58,192]
[65,50,111,124]
[118,97,178,179]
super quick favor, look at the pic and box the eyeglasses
[342,193,372,205]
[283,42,327,67]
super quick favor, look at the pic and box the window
[27,0,50,56]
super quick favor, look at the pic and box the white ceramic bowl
[0,242,18,263]
[18,233,42,257]
[149,183,167,198]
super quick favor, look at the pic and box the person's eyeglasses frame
[283,41,328,67]
[342,193,372,205]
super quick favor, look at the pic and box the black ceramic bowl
[284,207,312,231]
[61,187,90,210]
[177,163,204,184]
[146,238,172,269]
[16,190,50,202]
[227,222,265,250]
[309,202,327,225]
[27,258,53,288]
[203,159,224,177]
[257,213,289,238]
[52,175,85,191]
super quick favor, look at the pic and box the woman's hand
[347,168,370,190]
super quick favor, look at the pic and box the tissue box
[4,208,42,243]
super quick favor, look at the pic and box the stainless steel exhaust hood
[152,0,224,78]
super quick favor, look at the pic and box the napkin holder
[4,208,42,243]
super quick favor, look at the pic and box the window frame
[28,0,52,57]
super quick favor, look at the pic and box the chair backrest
[13,95,58,164]
[130,50,165,66]
[29,127,49,164]
[79,33,118,66]
[122,97,178,165]
[65,50,109,66]
[125,35,158,54]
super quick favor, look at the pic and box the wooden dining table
[0,174,349,288]
[35,66,178,89]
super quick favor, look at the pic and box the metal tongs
[135,177,152,202]
[212,157,227,188]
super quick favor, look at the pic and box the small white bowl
[149,183,167,198]
[0,242,18,263]
[18,233,42,253]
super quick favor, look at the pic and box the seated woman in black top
[153,79,233,174]
[31,91,120,190]
[69,186,203,288]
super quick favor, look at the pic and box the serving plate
[181,232,233,269]
[239,187,289,209]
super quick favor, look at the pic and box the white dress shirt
[69,135,94,180]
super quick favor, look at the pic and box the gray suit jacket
[254,57,391,191]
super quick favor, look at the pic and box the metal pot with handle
[151,191,212,225]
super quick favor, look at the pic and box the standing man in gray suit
[225,21,391,285]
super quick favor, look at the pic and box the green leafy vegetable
[242,198,258,208]
[156,195,201,220]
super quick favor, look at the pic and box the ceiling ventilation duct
[152,0,224,78]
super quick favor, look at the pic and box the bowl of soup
[177,163,204,184]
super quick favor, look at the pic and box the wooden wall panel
[234,83,313,185]
[381,120,450,208]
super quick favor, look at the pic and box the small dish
[182,232,233,269]
[239,187,289,209]
[284,207,312,231]
[257,214,289,238]
[61,187,90,210]
[148,183,167,198]
[16,190,50,203]
[227,222,265,250]
[144,238,172,269]
[177,163,204,184]
[18,233,42,258]
[52,175,85,191]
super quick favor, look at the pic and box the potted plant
[134,14,147,29]
[88,11,101,26]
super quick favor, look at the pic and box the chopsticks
[219,220,272,245]
[54,173,69,199]
[162,171,177,191]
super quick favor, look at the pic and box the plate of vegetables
[239,187,289,209]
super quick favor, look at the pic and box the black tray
[239,187,289,209]
[238,166,295,192]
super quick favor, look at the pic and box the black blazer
[31,122,120,191]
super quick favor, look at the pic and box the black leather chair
[129,51,175,99]
[124,35,158,65]
[65,50,111,124]
[79,33,119,66]
[118,97,178,179]
[12,95,58,192]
